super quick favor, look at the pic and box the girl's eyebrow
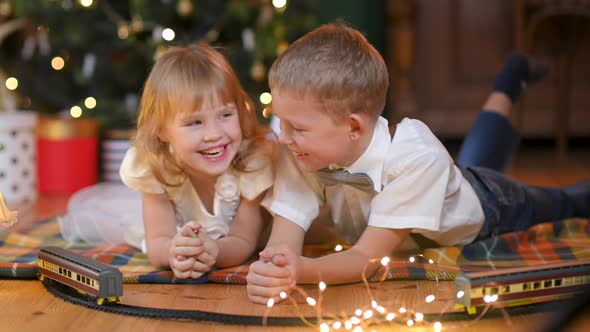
[215,103,237,112]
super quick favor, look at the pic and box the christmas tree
[0,0,316,130]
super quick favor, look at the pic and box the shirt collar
[344,116,390,192]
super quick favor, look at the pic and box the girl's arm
[142,192,180,267]
[214,192,268,268]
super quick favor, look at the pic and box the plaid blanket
[1,218,589,284]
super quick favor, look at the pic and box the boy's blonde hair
[134,42,273,187]
[269,23,389,121]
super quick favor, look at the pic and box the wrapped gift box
[37,117,99,194]
[0,111,38,205]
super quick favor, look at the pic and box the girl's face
[161,97,243,178]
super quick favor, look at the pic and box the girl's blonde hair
[134,42,273,187]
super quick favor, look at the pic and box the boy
[246,23,590,304]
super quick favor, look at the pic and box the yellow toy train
[37,246,123,305]
[454,260,590,314]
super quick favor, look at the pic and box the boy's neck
[340,121,377,168]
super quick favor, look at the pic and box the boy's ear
[347,113,367,141]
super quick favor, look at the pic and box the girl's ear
[158,129,169,143]
[347,113,367,141]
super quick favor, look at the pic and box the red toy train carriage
[38,246,123,305]
[454,260,590,314]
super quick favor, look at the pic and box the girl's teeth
[202,146,224,155]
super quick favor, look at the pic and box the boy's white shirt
[261,116,485,246]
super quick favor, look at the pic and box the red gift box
[37,117,99,194]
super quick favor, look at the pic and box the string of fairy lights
[2,0,286,118]
[262,247,504,332]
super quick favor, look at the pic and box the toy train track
[42,276,574,326]
[42,278,305,326]
[38,246,588,325]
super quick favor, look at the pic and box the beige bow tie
[315,168,376,194]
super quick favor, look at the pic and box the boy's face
[271,89,356,172]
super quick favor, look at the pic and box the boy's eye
[187,120,202,126]
[222,112,234,118]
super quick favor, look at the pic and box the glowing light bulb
[385,313,395,321]
[344,320,352,330]
[409,256,415,263]
[279,292,287,299]
[380,256,390,266]
[425,294,436,303]
[319,281,327,291]
[376,306,386,314]
[434,321,442,332]
[415,312,424,322]
[70,106,82,118]
[266,298,274,307]
[352,326,363,332]
[355,309,362,316]
[399,307,407,313]
[406,319,414,326]
[272,0,287,9]
[84,97,96,109]
[5,77,18,90]
[306,297,317,306]
[162,28,175,41]
[118,25,129,39]
[363,310,373,319]
[259,92,272,105]
[335,244,343,252]
[333,321,342,329]
[456,290,464,298]
[51,57,65,70]
[320,323,329,332]
[79,0,93,7]
[350,316,360,325]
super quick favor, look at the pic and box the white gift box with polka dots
[0,111,38,205]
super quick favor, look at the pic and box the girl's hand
[168,222,205,279]
[246,245,297,304]
[191,230,219,277]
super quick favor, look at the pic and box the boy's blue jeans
[456,111,590,241]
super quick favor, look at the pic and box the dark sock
[493,53,530,103]
[493,53,550,103]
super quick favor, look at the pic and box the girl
[119,43,275,279]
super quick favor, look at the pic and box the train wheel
[106,296,121,303]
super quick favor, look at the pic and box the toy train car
[454,260,590,314]
[38,246,123,305]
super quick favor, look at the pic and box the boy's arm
[296,226,411,284]
[214,193,269,268]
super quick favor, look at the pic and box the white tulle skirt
[58,183,146,251]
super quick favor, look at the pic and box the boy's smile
[271,89,368,172]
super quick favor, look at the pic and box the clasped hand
[169,221,219,279]
[246,245,298,304]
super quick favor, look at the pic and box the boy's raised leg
[457,53,550,172]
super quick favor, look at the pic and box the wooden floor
[1,144,589,332]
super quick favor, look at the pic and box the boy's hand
[246,245,298,304]
[168,222,206,279]
[191,229,219,276]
